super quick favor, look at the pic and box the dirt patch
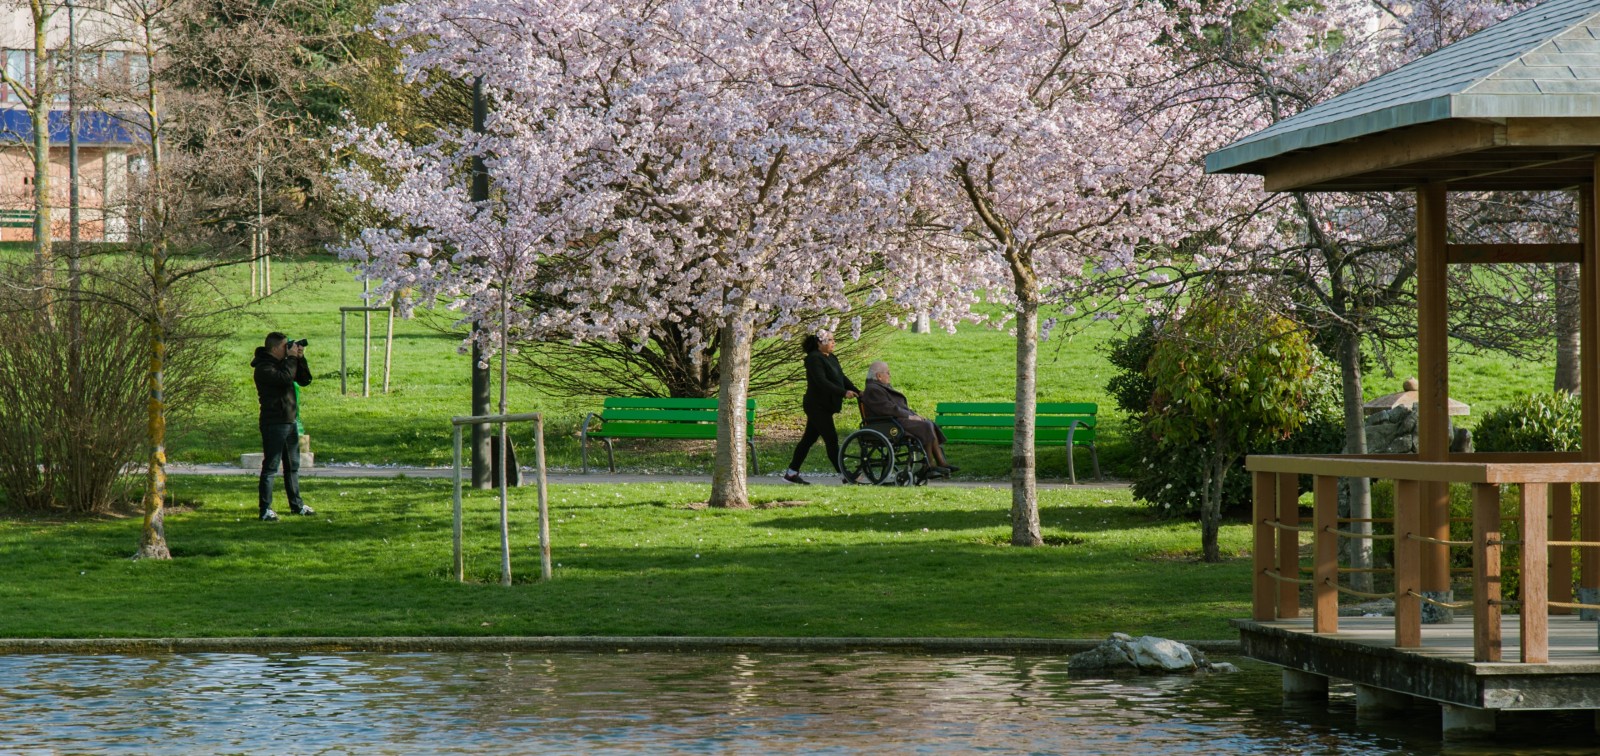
[681,499,811,510]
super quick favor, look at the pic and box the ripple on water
[3,651,1596,754]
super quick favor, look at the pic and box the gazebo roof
[1206,0,1600,192]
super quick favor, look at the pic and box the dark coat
[252,346,312,426]
[802,350,859,414]
[861,379,946,451]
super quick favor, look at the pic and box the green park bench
[934,401,1101,484]
[580,397,758,473]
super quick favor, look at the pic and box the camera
[288,338,309,348]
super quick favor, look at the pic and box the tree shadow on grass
[755,504,1150,534]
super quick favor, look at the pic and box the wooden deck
[1236,615,1600,711]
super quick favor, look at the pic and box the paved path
[168,463,1126,490]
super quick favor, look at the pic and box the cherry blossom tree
[337,0,970,508]
[797,0,1238,544]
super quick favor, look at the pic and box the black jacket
[802,350,859,414]
[252,346,312,426]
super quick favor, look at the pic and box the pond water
[3,651,1596,754]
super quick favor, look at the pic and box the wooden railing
[1248,453,1600,663]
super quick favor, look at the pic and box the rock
[1067,634,1232,675]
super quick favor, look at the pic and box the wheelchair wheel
[899,438,930,486]
[839,429,896,485]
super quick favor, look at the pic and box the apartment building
[0,5,140,242]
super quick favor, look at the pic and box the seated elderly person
[860,360,957,477]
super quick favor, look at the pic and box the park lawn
[0,478,1254,640]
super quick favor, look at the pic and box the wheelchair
[837,402,933,486]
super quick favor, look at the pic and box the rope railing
[1262,569,1315,586]
[1404,590,1472,610]
[1405,533,1471,547]
[1265,519,1315,533]
[1335,585,1396,600]
[1548,600,1600,611]
[1327,527,1394,540]
[1547,540,1600,549]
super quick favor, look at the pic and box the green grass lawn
[176,255,1559,476]
[1,477,1253,639]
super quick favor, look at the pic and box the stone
[240,451,314,470]
[1067,634,1231,675]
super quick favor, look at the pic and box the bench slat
[604,397,756,410]
[941,427,1097,443]
[590,423,723,440]
[937,401,1097,415]
[601,409,721,423]
[936,415,1094,428]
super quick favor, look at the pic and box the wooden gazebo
[1207,0,1600,737]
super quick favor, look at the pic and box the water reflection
[0,652,1593,754]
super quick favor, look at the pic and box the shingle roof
[1206,0,1600,175]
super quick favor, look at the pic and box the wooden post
[1416,182,1453,599]
[384,307,395,394]
[1472,482,1502,662]
[536,415,551,581]
[1552,483,1573,614]
[1582,179,1600,607]
[1395,479,1422,647]
[452,424,464,583]
[1314,474,1339,633]
[339,310,348,396]
[1253,470,1276,621]
[1521,483,1549,664]
[1278,473,1300,619]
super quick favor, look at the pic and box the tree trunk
[135,255,170,560]
[1337,327,1372,591]
[1555,263,1580,393]
[1011,288,1041,546]
[1202,453,1228,563]
[709,307,752,509]
[30,2,51,313]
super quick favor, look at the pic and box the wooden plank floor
[1248,615,1600,670]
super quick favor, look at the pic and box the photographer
[252,332,315,521]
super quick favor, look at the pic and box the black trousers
[259,422,304,513]
[789,406,842,474]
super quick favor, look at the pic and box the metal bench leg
[1091,443,1102,481]
[747,438,759,475]
[1067,442,1077,486]
[605,439,616,473]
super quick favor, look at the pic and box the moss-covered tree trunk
[136,253,171,560]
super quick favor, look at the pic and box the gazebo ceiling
[1207,0,1600,192]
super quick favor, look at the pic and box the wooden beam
[1261,120,1504,192]
[1472,482,1502,662]
[1447,243,1583,265]
[1584,178,1600,593]
[1244,454,1600,483]
[1521,483,1550,664]
[1278,473,1300,619]
[1395,479,1423,648]
[1552,483,1574,615]
[1418,182,1452,594]
[1504,118,1600,147]
[1253,471,1276,621]
[1314,475,1339,634]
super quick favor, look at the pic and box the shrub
[0,264,224,514]
[1107,318,1343,518]
[1472,391,1581,452]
